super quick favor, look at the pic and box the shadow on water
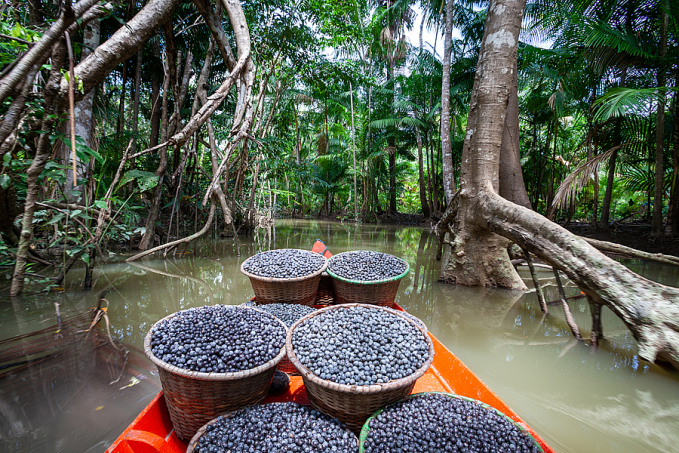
[1,219,678,452]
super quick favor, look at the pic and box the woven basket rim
[286,303,434,395]
[326,251,410,285]
[186,402,360,453]
[186,409,238,453]
[357,392,544,453]
[240,249,328,283]
[144,305,287,381]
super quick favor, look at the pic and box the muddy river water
[1,220,678,453]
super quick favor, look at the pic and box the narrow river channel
[1,219,678,453]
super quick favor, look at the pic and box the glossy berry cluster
[194,402,358,453]
[363,393,541,453]
[328,251,407,281]
[257,303,316,327]
[243,249,325,278]
[150,305,285,373]
[292,306,429,386]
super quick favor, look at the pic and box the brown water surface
[1,219,678,453]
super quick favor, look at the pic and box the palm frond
[593,87,676,122]
[548,144,622,217]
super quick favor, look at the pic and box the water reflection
[1,219,678,453]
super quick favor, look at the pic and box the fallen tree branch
[582,236,679,266]
[125,201,216,261]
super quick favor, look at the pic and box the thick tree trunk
[10,45,66,296]
[439,0,527,289]
[438,0,679,367]
[498,62,531,209]
[416,129,430,218]
[139,55,171,251]
[651,3,668,237]
[440,0,457,204]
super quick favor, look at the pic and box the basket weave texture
[326,253,409,307]
[185,404,360,453]
[276,355,300,375]
[144,309,287,440]
[358,392,544,453]
[315,273,336,305]
[286,304,434,433]
[241,250,328,306]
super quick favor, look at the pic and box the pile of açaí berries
[242,249,325,279]
[194,403,357,453]
[328,250,407,281]
[150,305,285,373]
[292,306,429,386]
[363,393,541,453]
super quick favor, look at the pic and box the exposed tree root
[588,296,604,346]
[126,201,216,261]
[484,191,679,366]
[553,269,582,340]
[523,249,549,314]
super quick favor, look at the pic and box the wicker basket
[186,404,359,453]
[143,309,287,440]
[315,272,336,305]
[358,392,544,453]
[276,355,300,375]
[241,249,328,306]
[326,252,409,307]
[286,304,434,433]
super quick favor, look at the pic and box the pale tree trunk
[438,0,679,368]
[416,129,430,218]
[440,0,457,205]
[498,61,531,209]
[651,1,669,237]
[130,46,143,178]
[62,19,99,202]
